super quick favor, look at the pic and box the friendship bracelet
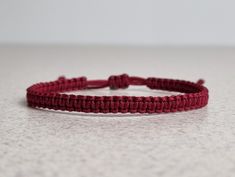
[26,74,209,114]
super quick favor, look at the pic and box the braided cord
[26,74,209,114]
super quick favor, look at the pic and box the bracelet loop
[26,74,209,114]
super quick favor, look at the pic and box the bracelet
[26,74,209,114]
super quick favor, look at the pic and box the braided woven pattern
[26,74,209,114]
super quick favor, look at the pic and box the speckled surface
[0,46,235,177]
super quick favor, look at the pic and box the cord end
[197,79,205,85]
[57,76,66,81]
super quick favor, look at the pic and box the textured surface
[0,46,235,177]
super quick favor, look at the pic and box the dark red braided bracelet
[26,74,209,114]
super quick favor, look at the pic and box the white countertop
[0,46,235,177]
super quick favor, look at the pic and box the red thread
[26,74,209,114]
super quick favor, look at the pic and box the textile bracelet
[26,74,209,114]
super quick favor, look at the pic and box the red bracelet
[26,74,209,114]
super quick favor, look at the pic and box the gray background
[1,0,235,46]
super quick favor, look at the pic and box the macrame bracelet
[26,74,209,114]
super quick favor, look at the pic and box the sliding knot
[108,74,130,89]
[79,77,88,89]
[146,77,157,89]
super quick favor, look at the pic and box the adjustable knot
[145,77,157,89]
[108,74,130,89]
